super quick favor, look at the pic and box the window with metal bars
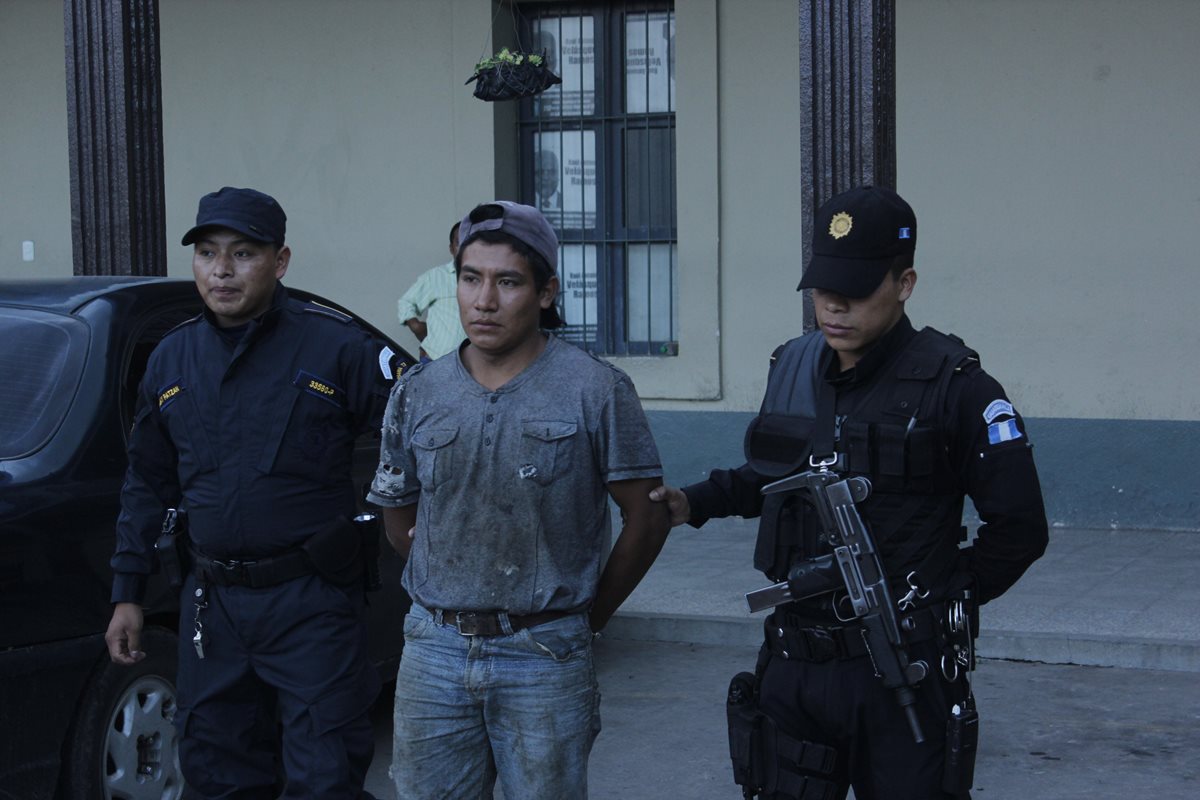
[517,1,677,356]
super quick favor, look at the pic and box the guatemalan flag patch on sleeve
[987,418,1023,444]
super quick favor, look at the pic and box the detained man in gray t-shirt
[368,201,670,799]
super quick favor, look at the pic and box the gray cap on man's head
[458,201,564,329]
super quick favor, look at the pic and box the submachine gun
[746,469,930,743]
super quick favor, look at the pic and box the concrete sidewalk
[605,517,1200,672]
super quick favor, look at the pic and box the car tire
[59,627,186,800]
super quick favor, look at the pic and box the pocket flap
[521,420,577,442]
[412,427,458,451]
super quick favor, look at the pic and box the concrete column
[64,0,166,276]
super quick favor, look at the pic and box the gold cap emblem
[829,212,853,239]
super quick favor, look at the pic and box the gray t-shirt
[368,335,662,614]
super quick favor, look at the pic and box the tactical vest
[745,328,977,582]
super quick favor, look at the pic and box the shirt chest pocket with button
[517,420,577,487]
[412,427,458,492]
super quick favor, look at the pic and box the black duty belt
[765,605,940,663]
[190,547,315,589]
[431,607,573,636]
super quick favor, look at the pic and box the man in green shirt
[397,221,468,361]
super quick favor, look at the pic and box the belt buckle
[454,611,482,636]
[801,627,840,662]
[214,558,253,583]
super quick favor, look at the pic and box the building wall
[896,0,1200,423]
[0,1,72,280]
[158,0,497,354]
[2,0,1196,527]
[0,0,497,360]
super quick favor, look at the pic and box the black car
[0,277,414,800]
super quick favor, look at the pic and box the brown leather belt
[432,608,572,636]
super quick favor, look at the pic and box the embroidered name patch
[982,399,1015,424]
[987,419,1023,445]
[157,380,184,411]
[293,370,347,409]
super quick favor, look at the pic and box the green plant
[466,47,560,102]
[473,47,545,72]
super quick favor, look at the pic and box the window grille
[518,2,677,356]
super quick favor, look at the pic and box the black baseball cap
[798,185,916,298]
[181,187,287,247]
[458,201,565,329]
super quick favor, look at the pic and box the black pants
[756,637,970,800]
[175,574,379,800]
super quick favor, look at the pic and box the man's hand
[648,484,691,527]
[382,505,418,559]
[589,478,672,632]
[403,317,428,342]
[105,602,146,665]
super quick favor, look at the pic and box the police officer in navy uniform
[651,186,1048,799]
[104,187,388,799]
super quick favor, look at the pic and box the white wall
[0,0,72,280]
[897,0,1200,421]
[159,0,497,352]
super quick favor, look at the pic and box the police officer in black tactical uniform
[104,187,388,799]
[651,185,1049,799]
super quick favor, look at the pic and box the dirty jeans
[390,604,601,799]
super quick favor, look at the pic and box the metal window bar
[519,2,676,356]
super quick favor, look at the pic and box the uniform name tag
[157,380,184,411]
[293,369,346,409]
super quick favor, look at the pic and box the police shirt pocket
[260,373,352,484]
[412,427,457,491]
[156,380,217,478]
[518,420,577,486]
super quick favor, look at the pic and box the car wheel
[60,627,186,800]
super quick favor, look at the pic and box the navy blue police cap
[181,187,287,247]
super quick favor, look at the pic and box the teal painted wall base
[645,411,1200,532]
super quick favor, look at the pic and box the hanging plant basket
[466,48,562,102]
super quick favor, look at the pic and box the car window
[0,309,90,459]
[120,305,202,439]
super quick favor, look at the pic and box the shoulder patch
[982,399,1015,424]
[987,419,1023,445]
[302,301,353,323]
[379,346,396,380]
[378,345,414,380]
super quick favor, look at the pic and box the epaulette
[301,300,353,323]
[162,314,203,338]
